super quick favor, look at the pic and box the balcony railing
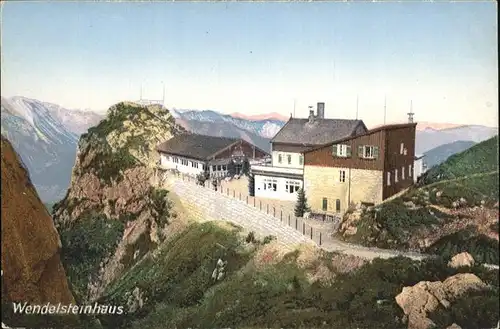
[251,164,303,176]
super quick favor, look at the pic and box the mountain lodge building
[156,133,268,178]
[250,102,418,215]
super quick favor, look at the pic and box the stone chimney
[308,106,315,123]
[317,102,325,119]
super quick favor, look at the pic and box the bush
[148,187,172,241]
[262,235,276,244]
[60,212,125,298]
[347,199,439,249]
[246,231,257,243]
[426,228,500,265]
[429,288,499,329]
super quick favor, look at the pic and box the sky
[1,1,498,127]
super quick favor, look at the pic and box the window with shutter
[332,145,338,156]
[358,145,364,158]
[335,199,341,213]
[322,198,328,211]
[346,145,352,157]
[373,146,379,158]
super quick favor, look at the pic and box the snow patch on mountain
[172,109,286,139]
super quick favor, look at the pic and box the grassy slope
[95,221,499,329]
[343,136,499,264]
[419,135,498,185]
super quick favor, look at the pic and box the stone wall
[304,165,383,214]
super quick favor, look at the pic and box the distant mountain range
[422,140,477,169]
[230,111,289,122]
[1,96,104,202]
[415,125,498,155]
[171,108,283,151]
[1,96,497,203]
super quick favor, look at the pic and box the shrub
[246,231,257,243]
[60,212,125,297]
[262,235,276,245]
[429,288,499,329]
[426,228,500,265]
[148,187,172,241]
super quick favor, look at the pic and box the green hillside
[423,140,476,169]
[340,136,499,264]
[94,221,498,329]
[420,135,498,185]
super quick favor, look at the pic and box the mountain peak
[230,112,288,122]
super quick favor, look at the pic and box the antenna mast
[407,100,414,123]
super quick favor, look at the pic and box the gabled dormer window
[332,144,351,158]
[358,145,379,159]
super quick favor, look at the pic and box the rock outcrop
[395,273,489,329]
[51,102,186,302]
[448,252,475,268]
[1,136,75,304]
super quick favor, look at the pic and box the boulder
[448,252,475,268]
[395,273,488,329]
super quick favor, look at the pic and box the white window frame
[285,180,301,194]
[299,154,304,165]
[332,144,351,157]
[395,169,399,183]
[387,171,391,186]
[400,143,404,154]
[339,170,346,183]
[361,145,378,159]
[402,166,405,180]
[263,178,278,192]
[287,154,292,165]
[408,164,412,177]
[278,153,282,164]
[338,145,348,157]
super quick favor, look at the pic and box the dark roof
[304,123,418,153]
[156,134,240,161]
[271,118,366,145]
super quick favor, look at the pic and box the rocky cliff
[1,135,76,326]
[52,102,186,302]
